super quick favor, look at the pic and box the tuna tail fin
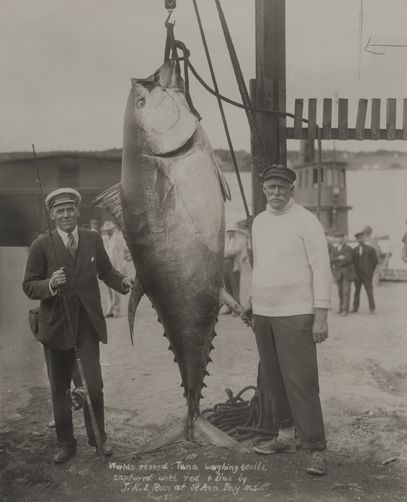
[135,415,245,455]
[128,277,144,345]
[219,286,254,330]
[93,184,124,232]
[186,388,200,428]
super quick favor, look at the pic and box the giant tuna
[95,60,247,451]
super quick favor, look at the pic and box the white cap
[45,188,81,210]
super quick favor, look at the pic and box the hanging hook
[165,9,174,28]
[164,0,176,26]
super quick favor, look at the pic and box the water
[223,170,407,268]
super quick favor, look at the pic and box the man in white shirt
[101,221,128,317]
[246,164,331,476]
[23,188,133,464]
[222,223,246,313]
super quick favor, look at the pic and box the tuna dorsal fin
[128,277,144,345]
[215,163,231,201]
[93,184,124,232]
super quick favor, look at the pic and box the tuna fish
[95,60,247,451]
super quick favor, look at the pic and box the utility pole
[251,0,287,215]
[251,0,287,430]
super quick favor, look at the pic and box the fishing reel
[66,386,86,411]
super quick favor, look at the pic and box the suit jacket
[23,229,125,350]
[352,243,378,279]
[331,243,356,281]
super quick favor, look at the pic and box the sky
[1,0,407,153]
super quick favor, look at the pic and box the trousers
[353,274,375,311]
[336,274,352,313]
[106,287,121,316]
[254,314,326,450]
[44,304,106,448]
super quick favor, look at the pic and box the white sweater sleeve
[303,215,332,309]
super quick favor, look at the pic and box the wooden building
[0,151,121,246]
[293,160,352,235]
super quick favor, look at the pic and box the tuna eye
[136,97,145,109]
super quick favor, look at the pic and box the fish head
[124,60,199,156]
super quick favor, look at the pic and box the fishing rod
[32,144,105,460]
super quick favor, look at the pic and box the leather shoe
[54,444,77,464]
[102,443,113,456]
[306,451,327,476]
[253,437,296,455]
[91,442,113,457]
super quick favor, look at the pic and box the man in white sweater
[247,164,331,476]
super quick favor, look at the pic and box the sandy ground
[1,247,407,502]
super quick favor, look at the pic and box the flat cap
[354,231,364,238]
[260,164,296,184]
[45,188,81,210]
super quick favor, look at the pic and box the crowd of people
[329,227,379,315]
[223,215,386,319]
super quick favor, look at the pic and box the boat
[379,268,407,282]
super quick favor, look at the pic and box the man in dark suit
[331,232,356,316]
[23,188,133,464]
[352,231,378,314]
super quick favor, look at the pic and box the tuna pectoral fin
[93,184,124,232]
[215,163,231,201]
[136,415,245,455]
[219,286,254,330]
[128,277,144,345]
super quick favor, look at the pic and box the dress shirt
[57,226,79,249]
[48,226,79,295]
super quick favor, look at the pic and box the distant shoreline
[2,148,407,172]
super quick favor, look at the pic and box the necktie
[66,233,77,258]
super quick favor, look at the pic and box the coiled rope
[202,386,278,441]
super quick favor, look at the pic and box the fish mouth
[153,129,198,159]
